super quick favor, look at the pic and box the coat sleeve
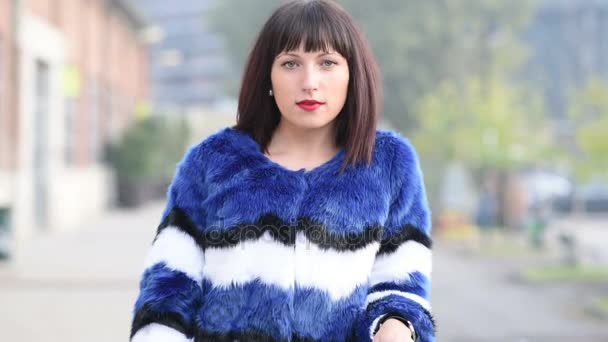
[130,144,208,342]
[358,135,435,342]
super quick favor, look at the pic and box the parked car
[522,170,571,211]
[553,180,608,214]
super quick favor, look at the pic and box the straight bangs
[268,1,354,60]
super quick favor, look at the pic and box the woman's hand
[372,318,414,342]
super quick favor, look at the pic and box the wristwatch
[373,314,417,341]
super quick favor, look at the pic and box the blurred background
[0,0,607,341]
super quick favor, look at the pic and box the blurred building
[135,0,234,113]
[0,0,148,247]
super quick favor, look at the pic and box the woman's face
[270,43,350,130]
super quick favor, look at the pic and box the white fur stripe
[369,313,389,339]
[365,290,431,311]
[204,231,295,289]
[145,227,205,284]
[131,323,193,342]
[369,240,431,285]
[203,232,380,300]
[295,232,380,301]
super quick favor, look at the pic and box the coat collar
[219,126,348,176]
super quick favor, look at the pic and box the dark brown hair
[234,0,382,171]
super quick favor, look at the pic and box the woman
[130,1,434,341]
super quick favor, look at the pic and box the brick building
[0,0,148,249]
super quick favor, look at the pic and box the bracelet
[373,314,416,341]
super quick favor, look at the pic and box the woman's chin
[288,119,335,131]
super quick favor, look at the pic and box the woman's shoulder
[193,126,245,152]
[375,128,421,165]
[374,128,425,193]
[180,126,252,164]
[172,126,238,177]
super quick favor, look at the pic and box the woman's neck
[265,121,341,167]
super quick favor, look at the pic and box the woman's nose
[301,65,319,92]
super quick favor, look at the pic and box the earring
[269,89,273,96]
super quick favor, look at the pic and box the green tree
[105,115,191,207]
[568,79,608,180]
[412,76,550,173]
[342,0,536,130]
[411,76,553,228]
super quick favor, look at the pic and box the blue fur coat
[130,126,435,342]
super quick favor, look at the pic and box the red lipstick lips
[297,99,324,112]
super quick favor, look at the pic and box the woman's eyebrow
[276,51,337,59]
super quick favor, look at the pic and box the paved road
[432,241,608,342]
[0,202,606,341]
[0,202,159,342]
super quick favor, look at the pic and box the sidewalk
[545,215,608,266]
[433,238,608,341]
[0,201,165,342]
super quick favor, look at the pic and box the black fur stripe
[203,213,295,248]
[155,207,205,249]
[130,303,194,339]
[195,330,339,342]
[377,224,432,256]
[292,334,321,342]
[158,209,423,253]
[202,213,382,251]
[196,329,286,342]
[297,217,383,251]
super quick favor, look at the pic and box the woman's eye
[322,60,337,67]
[282,61,298,69]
